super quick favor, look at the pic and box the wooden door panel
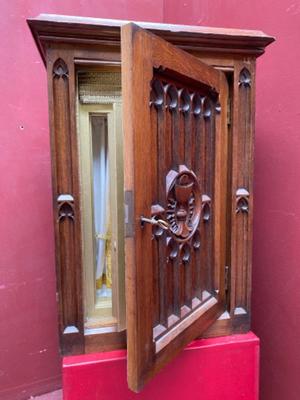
[122,23,228,392]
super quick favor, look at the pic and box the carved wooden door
[122,23,228,392]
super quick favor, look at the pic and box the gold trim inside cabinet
[77,68,125,334]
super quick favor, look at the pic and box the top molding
[28,14,275,64]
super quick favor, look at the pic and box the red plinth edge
[63,332,259,400]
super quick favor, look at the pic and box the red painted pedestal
[63,332,259,400]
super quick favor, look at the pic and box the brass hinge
[125,190,134,237]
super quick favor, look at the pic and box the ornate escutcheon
[166,165,201,243]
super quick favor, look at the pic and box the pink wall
[1,1,299,399]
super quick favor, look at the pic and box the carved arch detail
[239,67,251,87]
[53,58,69,79]
[236,188,250,214]
[57,194,75,221]
[150,78,218,120]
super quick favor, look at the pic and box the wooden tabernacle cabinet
[28,15,274,392]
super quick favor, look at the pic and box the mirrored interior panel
[91,115,112,309]
[77,68,124,333]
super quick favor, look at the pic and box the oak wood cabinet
[28,14,274,392]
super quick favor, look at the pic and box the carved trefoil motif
[57,194,75,222]
[236,188,250,214]
[239,67,251,87]
[53,58,69,79]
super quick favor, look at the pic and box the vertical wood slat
[182,90,193,309]
[193,104,203,299]
[184,249,193,309]
[209,105,217,293]
[170,86,180,168]
[156,82,168,327]
[150,101,160,327]
[224,73,233,312]
[48,51,84,354]
[170,86,183,317]
[200,99,208,300]
[202,97,214,296]
[231,63,254,315]
[164,94,174,318]
[168,85,181,317]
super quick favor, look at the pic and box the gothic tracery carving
[148,78,217,271]
[53,58,69,79]
[239,67,251,87]
[236,188,250,214]
[57,194,75,222]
